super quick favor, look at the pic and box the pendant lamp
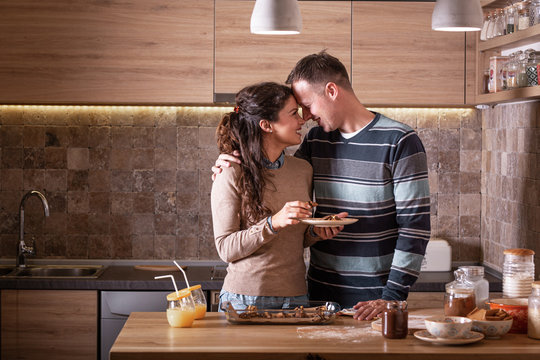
[250,0,302,35]
[432,0,483,31]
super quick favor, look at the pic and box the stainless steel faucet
[17,190,49,267]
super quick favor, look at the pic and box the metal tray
[223,301,340,325]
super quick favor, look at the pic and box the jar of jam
[382,301,408,339]
[444,269,476,317]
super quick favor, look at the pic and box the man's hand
[312,212,349,239]
[352,299,388,321]
[271,201,314,231]
[211,151,241,181]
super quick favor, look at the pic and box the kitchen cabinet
[0,0,213,104]
[214,0,352,98]
[352,2,470,106]
[1,289,98,360]
[477,0,540,104]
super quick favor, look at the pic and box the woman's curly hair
[216,82,293,225]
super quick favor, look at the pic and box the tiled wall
[0,106,480,262]
[481,102,540,278]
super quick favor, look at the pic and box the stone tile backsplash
[481,102,540,278]
[0,106,481,262]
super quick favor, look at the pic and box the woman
[211,82,318,310]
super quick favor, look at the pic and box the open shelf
[476,86,540,104]
[479,25,540,52]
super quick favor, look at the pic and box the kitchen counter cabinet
[352,2,470,106]
[214,0,351,97]
[0,0,213,104]
[1,289,98,360]
[110,310,540,360]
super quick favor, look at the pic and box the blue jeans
[218,289,309,312]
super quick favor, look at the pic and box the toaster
[421,239,452,272]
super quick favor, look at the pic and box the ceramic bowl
[424,316,472,339]
[488,298,528,334]
[471,318,513,339]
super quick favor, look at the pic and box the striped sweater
[295,113,430,307]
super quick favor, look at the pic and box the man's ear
[325,82,339,100]
[259,119,273,133]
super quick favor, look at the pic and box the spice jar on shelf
[503,248,535,298]
[506,4,516,34]
[487,10,498,39]
[382,301,408,339]
[481,12,491,41]
[530,0,540,25]
[526,50,540,86]
[528,281,540,339]
[517,51,530,87]
[444,269,476,317]
[459,266,490,309]
[518,1,531,30]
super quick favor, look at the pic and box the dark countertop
[0,264,502,292]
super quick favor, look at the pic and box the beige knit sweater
[211,155,318,296]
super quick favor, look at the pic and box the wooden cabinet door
[352,2,466,106]
[1,290,98,360]
[0,0,213,104]
[215,0,352,97]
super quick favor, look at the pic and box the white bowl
[424,316,472,339]
[471,318,513,339]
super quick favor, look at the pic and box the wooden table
[110,310,540,360]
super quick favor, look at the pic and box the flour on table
[297,325,380,342]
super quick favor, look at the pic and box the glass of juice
[184,284,207,319]
[166,289,196,328]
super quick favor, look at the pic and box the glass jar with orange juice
[166,289,196,328]
[183,284,207,319]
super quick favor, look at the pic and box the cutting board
[371,315,429,334]
[134,265,186,271]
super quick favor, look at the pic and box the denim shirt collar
[263,151,285,170]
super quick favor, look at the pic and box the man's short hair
[286,50,352,92]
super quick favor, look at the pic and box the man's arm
[382,130,431,300]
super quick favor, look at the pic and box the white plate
[299,218,358,227]
[413,330,484,345]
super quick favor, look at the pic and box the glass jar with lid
[517,51,530,87]
[382,301,408,339]
[459,266,490,309]
[526,51,540,86]
[481,11,491,41]
[506,52,519,90]
[518,1,531,30]
[530,0,540,25]
[506,4,516,34]
[528,281,540,339]
[487,10,498,39]
[503,248,535,298]
[444,269,476,317]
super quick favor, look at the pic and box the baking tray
[223,301,340,325]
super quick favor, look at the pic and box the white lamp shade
[250,0,302,35]
[432,0,483,32]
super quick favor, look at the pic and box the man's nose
[301,108,312,121]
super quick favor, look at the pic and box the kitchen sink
[1,265,105,278]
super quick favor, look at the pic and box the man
[213,51,430,320]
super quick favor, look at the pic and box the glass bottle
[532,0,540,25]
[502,248,535,298]
[444,269,476,317]
[507,4,516,34]
[481,12,491,40]
[518,1,531,30]
[166,289,196,328]
[526,51,540,86]
[496,8,507,36]
[459,266,490,309]
[507,53,519,89]
[517,51,530,87]
[382,301,408,339]
[528,281,540,339]
[487,10,497,39]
